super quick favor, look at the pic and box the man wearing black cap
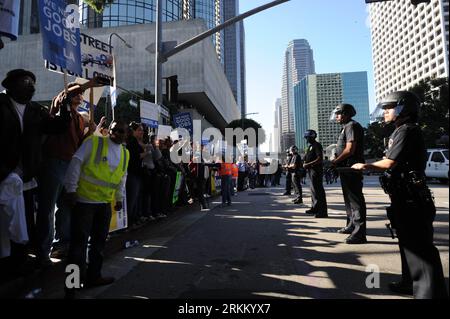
[0,69,71,273]
[330,103,367,244]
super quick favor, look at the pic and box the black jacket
[0,92,70,183]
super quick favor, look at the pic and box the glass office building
[79,0,224,60]
[294,72,370,150]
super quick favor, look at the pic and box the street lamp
[108,32,133,53]
[241,112,259,129]
[107,33,133,121]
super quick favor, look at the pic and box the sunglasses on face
[112,129,126,134]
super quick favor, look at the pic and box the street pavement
[42,176,448,299]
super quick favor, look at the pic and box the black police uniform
[384,123,448,299]
[305,141,328,217]
[291,153,303,203]
[336,119,367,240]
[285,154,293,194]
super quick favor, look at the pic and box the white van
[425,149,449,182]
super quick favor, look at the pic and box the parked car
[425,148,449,183]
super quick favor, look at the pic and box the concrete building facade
[369,0,449,101]
[0,20,240,130]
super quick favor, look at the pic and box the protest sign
[110,196,128,232]
[0,0,20,40]
[46,32,114,82]
[173,112,193,136]
[140,100,159,128]
[157,125,172,140]
[39,0,82,75]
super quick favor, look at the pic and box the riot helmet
[371,91,420,124]
[304,129,317,139]
[329,103,357,122]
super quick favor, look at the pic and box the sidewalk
[0,198,213,299]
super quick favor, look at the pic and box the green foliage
[226,118,266,147]
[364,77,449,159]
[409,77,449,147]
[83,0,115,13]
[364,122,395,159]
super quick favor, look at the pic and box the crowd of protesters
[0,69,286,292]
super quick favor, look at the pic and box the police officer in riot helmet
[303,130,328,218]
[287,145,304,204]
[352,91,448,299]
[282,149,293,195]
[330,103,367,244]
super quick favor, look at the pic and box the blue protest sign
[173,112,193,136]
[0,0,20,40]
[38,0,82,76]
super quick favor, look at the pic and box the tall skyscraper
[273,98,282,154]
[281,39,315,151]
[368,0,449,101]
[239,21,246,115]
[223,0,246,115]
[294,72,370,150]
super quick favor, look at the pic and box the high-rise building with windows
[368,0,449,101]
[79,0,225,62]
[273,98,282,154]
[16,0,245,113]
[281,39,315,152]
[294,72,370,150]
[223,0,246,115]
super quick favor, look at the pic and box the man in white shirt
[63,120,129,298]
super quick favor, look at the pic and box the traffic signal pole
[154,0,290,106]
[155,0,163,105]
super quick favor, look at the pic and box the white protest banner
[0,0,20,40]
[157,125,172,140]
[110,54,117,108]
[140,100,159,128]
[170,130,180,141]
[110,196,128,232]
[46,33,114,82]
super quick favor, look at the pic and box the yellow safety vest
[77,136,129,203]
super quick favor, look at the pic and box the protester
[36,80,101,267]
[126,122,146,229]
[63,120,129,299]
[0,69,71,275]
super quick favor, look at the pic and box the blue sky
[239,0,375,147]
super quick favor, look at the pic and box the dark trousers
[394,201,448,299]
[339,172,366,239]
[221,175,232,204]
[67,202,111,284]
[308,169,328,215]
[237,172,245,191]
[126,173,142,225]
[151,173,171,215]
[195,177,208,209]
[285,172,292,193]
[292,173,303,201]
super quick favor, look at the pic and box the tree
[409,77,449,148]
[226,118,266,147]
[364,122,395,159]
[83,0,115,13]
[364,77,449,159]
